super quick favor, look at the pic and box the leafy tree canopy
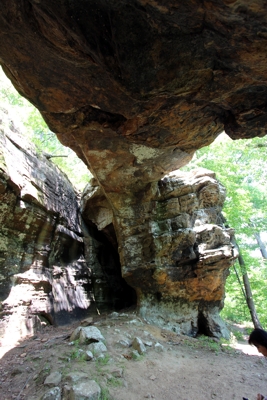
[0,67,92,192]
[182,132,267,327]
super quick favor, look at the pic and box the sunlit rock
[82,168,235,337]
[0,112,94,345]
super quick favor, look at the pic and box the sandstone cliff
[0,110,93,343]
[81,169,234,338]
[0,0,264,339]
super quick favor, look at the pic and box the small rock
[132,337,146,355]
[110,312,119,318]
[70,380,101,400]
[116,339,131,348]
[42,386,61,400]
[62,385,71,399]
[154,342,164,352]
[111,368,123,378]
[87,341,107,356]
[65,372,88,384]
[143,331,151,336]
[44,371,62,387]
[149,375,156,381]
[144,341,153,347]
[70,326,105,344]
[127,319,143,326]
[85,350,94,361]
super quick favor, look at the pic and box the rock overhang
[0,0,266,337]
[0,1,266,193]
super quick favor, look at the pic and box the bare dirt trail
[0,311,266,400]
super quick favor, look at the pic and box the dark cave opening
[86,221,137,312]
[198,311,210,336]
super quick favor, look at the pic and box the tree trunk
[254,232,267,259]
[232,236,262,329]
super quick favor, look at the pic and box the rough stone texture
[82,168,235,337]
[42,387,61,400]
[0,110,94,343]
[44,372,62,388]
[87,341,107,356]
[0,1,266,195]
[64,372,101,400]
[132,337,146,355]
[70,326,105,344]
[0,1,265,338]
[69,381,101,400]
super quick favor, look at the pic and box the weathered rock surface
[82,168,235,337]
[70,326,105,344]
[0,0,266,195]
[0,106,235,339]
[64,371,101,400]
[1,1,263,338]
[0,110,94,342]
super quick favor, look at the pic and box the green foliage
[232,330,244,341]
[182,133,267,327]
[100,386,112,400]
[70,348,86,361]
[196,336,222,354]
[96,354,111,366]
[69,339,86,361]
[24,106,92,191]
[107,376,123,387]
[0,67,92,192]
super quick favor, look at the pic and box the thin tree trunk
[249,220,267,259]
[254,232,267,259]
[232,236,262,329]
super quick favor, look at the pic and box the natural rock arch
[0,0,267,337]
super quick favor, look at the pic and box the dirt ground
[0,310,266,400]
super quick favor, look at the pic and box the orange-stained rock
[1,1,265,337]
[81,168,235,337]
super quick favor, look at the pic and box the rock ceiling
[0,0,266,194]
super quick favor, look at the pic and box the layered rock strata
[81,169,235,338]
[0,113,93,343]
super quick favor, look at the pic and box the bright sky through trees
[0,67,92,192]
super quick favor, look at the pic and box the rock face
[0,1,266,193]
[0,1,265,337]
[0,110,94,342]
[81,169,234,337]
